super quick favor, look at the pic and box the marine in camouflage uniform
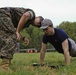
[0,7,35,59]
[0,7,44,71]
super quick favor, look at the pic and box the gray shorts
[68,38,76,57]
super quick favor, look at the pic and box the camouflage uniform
[0,8,16,59]
[0,7,35,71]
[0,7,35,59]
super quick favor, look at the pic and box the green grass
[0,52,76,75]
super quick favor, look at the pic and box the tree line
[20,21,76,51]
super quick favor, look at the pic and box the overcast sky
[0,0,76,27]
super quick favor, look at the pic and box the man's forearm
[40,50,45,64]
[64,51,70,65]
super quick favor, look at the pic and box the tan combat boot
[0,58,12,72]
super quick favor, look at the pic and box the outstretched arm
[62,39,70,65]
[40,42,47,65]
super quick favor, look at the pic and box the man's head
[33,16,44,27]
[40,19,54,35]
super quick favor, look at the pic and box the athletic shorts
[68,38,76,57]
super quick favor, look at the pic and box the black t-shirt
[42,28,72,54]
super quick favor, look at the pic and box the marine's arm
[16,12,31,41]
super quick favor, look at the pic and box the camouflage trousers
[0,16,16,59]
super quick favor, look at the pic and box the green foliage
[20,25,44,50]
[20,21,76,50]
[57,21,76,42]
[21,25,54,50]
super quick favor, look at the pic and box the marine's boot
[0,58,12,72]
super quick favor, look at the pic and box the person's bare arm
[16,12,30,32]
[62,39,70,65]
[16,12,30,41]
[40,42,47,64]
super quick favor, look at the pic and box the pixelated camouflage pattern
[0,7,35,59]
[0,7,26,28]
[0,8,16,59]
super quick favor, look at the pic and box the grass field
[0,52,76,75]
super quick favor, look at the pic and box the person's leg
[0,32,16,72]
[68,38,76,57]
[0,16,16,71]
